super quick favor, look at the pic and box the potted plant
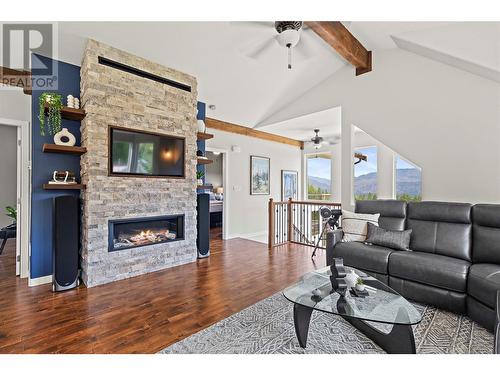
[196,171,205,186]
[355,277,365,292]
[5,206,16,223]
[38,92,63,136]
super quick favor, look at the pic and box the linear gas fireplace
[108,215,185,252]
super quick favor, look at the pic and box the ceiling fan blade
[322,140,339,146]
[245,37,277,60]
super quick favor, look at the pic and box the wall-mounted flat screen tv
[109,126,185,178]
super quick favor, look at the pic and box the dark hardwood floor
[0,236,325,353]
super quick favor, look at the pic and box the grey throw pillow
[365,222,412,251]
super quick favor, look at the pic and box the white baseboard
[225,230,267,240]
[28,274,52,287]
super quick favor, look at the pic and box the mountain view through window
[396,156,422,201]
[306,154,331,201]
[354,146,378,200]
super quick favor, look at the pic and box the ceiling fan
[238,21,315,69]
[307,129,339,149]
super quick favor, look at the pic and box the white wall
[207,129,302,237]
[0,125,18,228]
[263,48,500,206]
[205,152,223,188]
[0,89,31,122]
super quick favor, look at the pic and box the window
[306,153,331,201]
[354,146,377,200]
[395,156,422,202]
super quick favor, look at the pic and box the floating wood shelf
[42,144,87,155]
[197,185,213,190]
[43,184,86,190]
[44,104,86,121]
[197,132,214,140]
[197,158,213,165]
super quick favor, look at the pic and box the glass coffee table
[283,266,422,354]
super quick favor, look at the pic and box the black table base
[0,225,16,255]
[293,303,416,354]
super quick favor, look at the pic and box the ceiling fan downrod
[287,44,292,69]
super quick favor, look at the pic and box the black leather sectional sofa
[326,200,500,351]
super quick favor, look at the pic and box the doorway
[205,150,224,241]
[0,118,30,280]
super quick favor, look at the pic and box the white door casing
[0,117,30,279]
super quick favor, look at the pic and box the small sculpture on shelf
[66,95,80,109]
[197,149,207,159]
[53,128,76,146]
[48,171,77,185]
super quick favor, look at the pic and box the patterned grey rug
[159,293,493,354]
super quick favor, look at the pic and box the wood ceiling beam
[205,117,304,149]
[306,21,372,76]
[0,66,32,95]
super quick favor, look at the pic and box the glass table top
[283,266,422,325]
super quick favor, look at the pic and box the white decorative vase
[54,128,76,146]
[345,270,358,289]
[197,120,206,133]
[197,179,204,186]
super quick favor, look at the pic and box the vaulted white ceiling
[57,22,344,127]
[53,22,499,138]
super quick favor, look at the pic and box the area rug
[159,293,493,354]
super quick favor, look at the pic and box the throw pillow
[341,210,380,242]
[365,222,412,251]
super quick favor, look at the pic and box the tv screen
[109,127,185,177]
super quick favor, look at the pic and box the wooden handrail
[289,200,341,206]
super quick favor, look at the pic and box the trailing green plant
[196,171,205,179]
[38,92,63,136]
[356,277,364,286]
[5,206,17,222]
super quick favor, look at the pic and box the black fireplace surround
[108,214,184,252]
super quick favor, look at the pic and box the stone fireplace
[80,40,198,287]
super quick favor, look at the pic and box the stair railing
[268,198,341,249]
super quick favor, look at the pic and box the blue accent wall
[30,54,82,278]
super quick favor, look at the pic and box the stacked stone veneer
[80,39,198,287]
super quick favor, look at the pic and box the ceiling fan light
[276,29,300,49]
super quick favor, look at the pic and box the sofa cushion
[467,263,500,309]
[472,204,500,264]
[333,242,394,275]
[407,201,472,261]
[389,251,470,293]
[355,199,407,231]
[341,210,380,242]
[365,222,412,251]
